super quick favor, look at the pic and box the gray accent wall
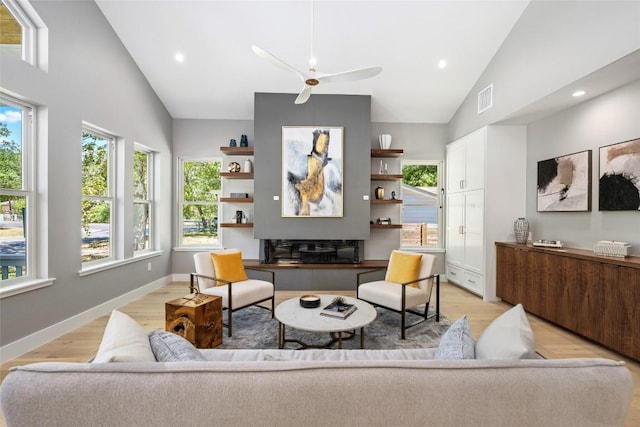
[526,81,640,254]
[0,2,173,347]
[253,93,371,240]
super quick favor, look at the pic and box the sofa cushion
[475,304,536,360]
[434,315,475,360]
[210,250,248,286]
[93,310,156,363]
[386,250,422,287]
[148,330,206,362]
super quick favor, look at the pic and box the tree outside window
[178,159,220,246]
[401,162,443,249]
[133,147,152,253]
[81,128,113,263]
[0,100,28,281]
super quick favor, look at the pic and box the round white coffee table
[275,295,377,349]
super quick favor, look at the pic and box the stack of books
[320,298,358,319]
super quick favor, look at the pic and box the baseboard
[0,275,171,364]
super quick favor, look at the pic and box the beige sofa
[0,348,633,427]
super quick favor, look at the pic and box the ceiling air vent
[477,84,493,114]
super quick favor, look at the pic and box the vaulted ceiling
[96,0,531,123]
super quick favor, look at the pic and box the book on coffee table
[320,300,358,319]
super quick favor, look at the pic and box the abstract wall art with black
[599,138,640,211]
[537,150,592,212]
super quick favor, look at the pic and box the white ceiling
[96,0,532,123]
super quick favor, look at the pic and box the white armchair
[357,250,440,339]
[190,250,275,337]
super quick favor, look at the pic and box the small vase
[514,218,529,244]
[240,134,248,147]
[375,186,384,200]
[243,158,253,173]
[229,139,237,147]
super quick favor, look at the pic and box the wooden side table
[165,293,223,348]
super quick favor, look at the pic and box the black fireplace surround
[261,239,363,264]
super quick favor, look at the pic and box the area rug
[218,306,450,350]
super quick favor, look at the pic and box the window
[81,125,115,264]
[0,0,37,65]
[177,158,220,247]
[0,94,33,283]
[133,144,153,254]
[400,161,443,249]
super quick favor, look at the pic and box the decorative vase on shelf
[229,139,237,147]
[375,186,384,200]
[514,218,529,244]
[240,134,248,147]
[378,134,392,149]
[243,158,253,173]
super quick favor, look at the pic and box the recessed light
[572,90,586,97]
[438,59,447,69]
[175,53,185,63]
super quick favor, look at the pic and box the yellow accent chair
[357,250,440,339]
[190,249,275,337]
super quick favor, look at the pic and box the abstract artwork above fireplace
[281,126,343,217]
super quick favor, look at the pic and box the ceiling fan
[251,1,382,104]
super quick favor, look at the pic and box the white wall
[0,1,173,347]
[449,0,640,140]
[526,81,640,253]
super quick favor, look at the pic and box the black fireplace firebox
[261,239,363,264]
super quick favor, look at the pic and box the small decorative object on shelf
[377,217,391,225]
[243,158,253,173]
[378,134,392,149]
[391,190,396,200]
[514,217,529,244]
[593,241,631,258]
[235,210,244,224]
[228,161,241,173]
[533,240,563,248]
[229,138,237,147]
[321,296,357,319]
[240,134,248,147]
[230,192,249,198]
[299,294,321,308]
[379,160,385,174]
[375,186,384,199]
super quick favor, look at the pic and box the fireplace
[261,239,363,264]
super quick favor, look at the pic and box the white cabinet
[446,131,485,194]
[445,126,527,300]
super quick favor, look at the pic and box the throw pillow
[386,250,423,287]
[475,304,537,360]
[434,315,475,360]
[93,310,156,363]
[210,250,248,286]
[148,330,207,362]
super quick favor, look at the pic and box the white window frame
[176,156,222,249]
[81,124,116,266]
[133,143,154,255]
[400,160,444,251]
[0,94,33,284]
[1,0,37,65]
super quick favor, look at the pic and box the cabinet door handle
[468,279,476,284]
[459,225,464,234]
[450,271,457,276]
[459,179,464,189]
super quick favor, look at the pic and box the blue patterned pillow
[148,330,207,362]
[434,316,475,360]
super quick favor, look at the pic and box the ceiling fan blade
[295,85,313,104]
[318,66,383,83]
[251,45,305,80]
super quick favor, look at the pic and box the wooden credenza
[495,242,639,361]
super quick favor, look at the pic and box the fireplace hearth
[261,239,363,264]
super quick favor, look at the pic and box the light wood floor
[1,281,638,426]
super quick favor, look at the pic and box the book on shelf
[320,300,358,319]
